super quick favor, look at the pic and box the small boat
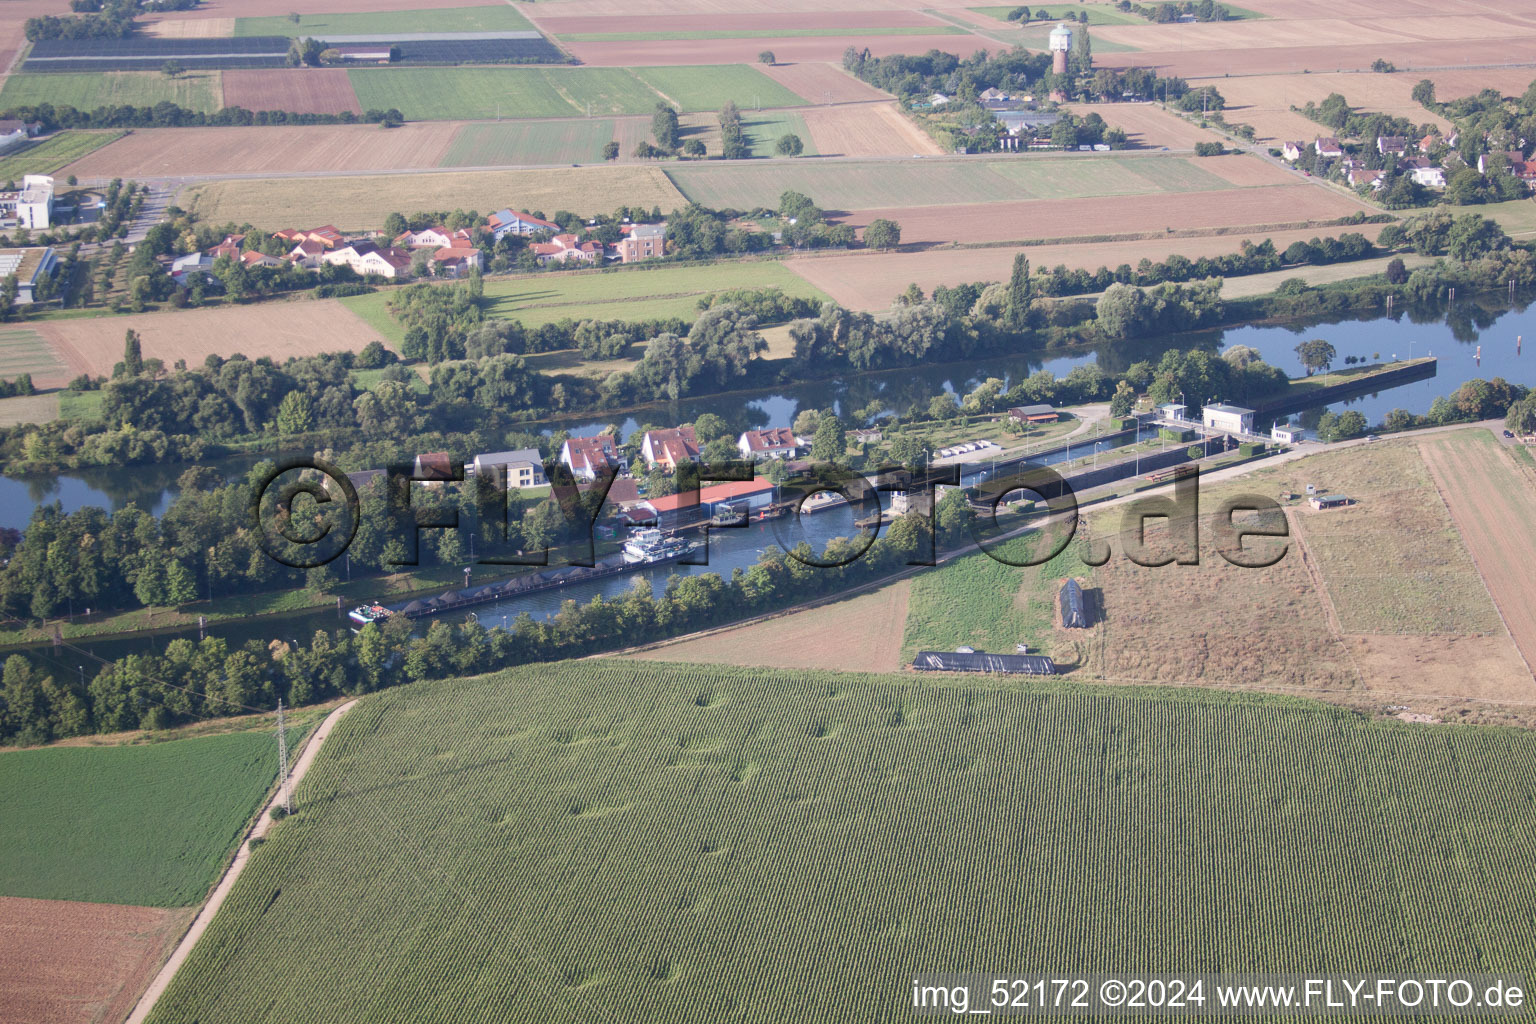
[348,603,392,627]
[622,527,693,565]
[756,503,791,520]
[800,490,849,513]
[709,507,746,527]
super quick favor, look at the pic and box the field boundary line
[1418,436,1536,684]
[1284,505,1369,688]
[124,699,358,1024]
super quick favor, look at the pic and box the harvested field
[1285,442,1502,636]
[0,131,123,181]
[1095,36,1536,78]
[1196,153,1299,186]
[181,165,685,229]
[534,11,949,33]
[1419,430,1536,677]
[788,224,1403,309]
[1346,634,1531,704]
[799,101,943,157]
[134,0,503,17]
[1063,101,1230,150]
[221,69,361,116]
[561,33,998,66]
[755,60,894,103]
[0,326,73,389]
[0,897,189,1024]
[837,184,1368,246]
[1424,67,1536,102]
[1217,72,1454,144]
[36,302,386,379]
[63,123,460,177]
[0,393,58,427]
[235,5,533,36]
[630,580,911,674]
[139,16,235,37]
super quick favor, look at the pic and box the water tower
[1049,22,1072,75]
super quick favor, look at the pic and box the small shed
[1009,404,1058,425]
[1058,578,1088,629]
[1310,493,1355,510]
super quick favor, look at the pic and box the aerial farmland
[2,0,1536,1022]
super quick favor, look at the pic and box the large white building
[1203,403,1255,434]
[10,175,53,229]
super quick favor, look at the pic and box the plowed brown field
[0,897,188,1024]
[1096,37,1536,78]
[38,301,385,378]
[1218,72,1454,144]
[758,60,892,103]
[61,123,460,176]
[838,183,1365,245]
[536,11,945,32]
[800,102,943,157]
[222,69,362,116]
[788,223,1391,309]
[141,0,500,17]
[1063,101,1229,150]
[1420,431,1536,678]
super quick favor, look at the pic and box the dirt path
[123,700,358,1024]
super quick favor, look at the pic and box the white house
[1314,137,1344,158]
[736,427,802,460]
[469,448,546,488]
[1272,424,1304,444]
[639,426,699,471]
[1281,141,1306,162]
[1202,403,1255,434]
[322,241,412,279]
[559,435,622,481]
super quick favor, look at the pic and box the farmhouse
[560,435,622,481]
[639,478,775,530]
[1008,404,1058,425]
[639,426,700,471]
[1309,493,1355,510]
[487,208,560,240]
[1202,403,1254,433]
[413,451,457,482]
[469,448,546,488]
[737,427,803,460]
[1281,141,1306,162]
[1314,137,1343,158]
[0,246,56,303]
[850,428,883,444]
[615,223,665,263]
[912,650,1058,674]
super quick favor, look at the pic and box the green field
[0,727,297,906]
[558,25,968,41]
[440,119,619,167]
[665,154,1232,210]
[347,65,809,122]
[631,65,807,113]
[0,327,70,382]
[740,110,817,157]
[147,659,1536,1023]
[0,131,123,180]
[235,5,533,36]
[342,261,830,333]
[0,71,222,114]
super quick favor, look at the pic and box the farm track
[124,700,358,1024]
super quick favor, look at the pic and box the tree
[120,329,143,377]
[1384,256,1408,284]
[1506,393,1536,435]
[161,60,183,78]
[287,10,301,23]
[1411,78,1436,108]
[1294,338,1336,375]
[863,218,901,250]
[682,138,706,157]
[1109,380,1135,417]
[163,560,197,606]
[927,393,959,419]
[810,415,846,463]
[651,103,680,151]
[1004,252,1031,330]
[1446,214,1509,262]
[1069,22,1092,74]
[1006,5,1031,21]
[758,50,776,64]
[602,140,620,161]
[775,133,804,157]
[275,390,314,434]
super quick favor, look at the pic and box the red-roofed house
[274,226,343,250]
[560,435,623,481]
[429,246,484,276]
[530,233,601,265]
[286,237,328,267]
[238,250,282,268]
[413,451,457,482]
[639,426,699,471]
[736,427,803,461]
[637,478,776,530]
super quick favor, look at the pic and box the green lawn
[631,65,808,113]
[0,72,222,114]
[145,659,1536,1023]
[740,110,817,157]
[0,726,301,906]
[235,5,533,36]
[57,388,104,423]
[343,262,829,333]
[0,131,123,180]
[558,25,968,41]
[546,67,664,116]
[440,119,619,167]
[665,154,1229,210]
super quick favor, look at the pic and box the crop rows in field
[148,660,1536,1023]
[0,727,296,907]
[234,6,535,37]
[0,71,223,113]
[0,131,123,179]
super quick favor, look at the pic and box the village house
[235,250,283,269]
[394,226,474,250]
[273,226,343,250]
[1400,156,1446,189]
[615,223,665,263]
[1478,149,1528,174]
[429,246,483,276]
[486,208,560,240]
[412,451,458,484]
[170,251,216,284]
[1314,137,1344,158]
[322,240,412,279]
[1376,135,1407,156]
[736,427,803,461]
[469,448,546,488]
[560,435,623,481]
[639,426,700,471]
[285,237,329,268]
[530,233,602,265]
[1008,404,1059,425]
[1348,167,1387,190]
[1281,141,1306,162]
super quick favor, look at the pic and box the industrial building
[0,175,54,229]
[1203,403,1255,434]
[0,246,56,303]
[913,650,1057,675]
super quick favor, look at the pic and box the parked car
[1504,429,1515,438]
